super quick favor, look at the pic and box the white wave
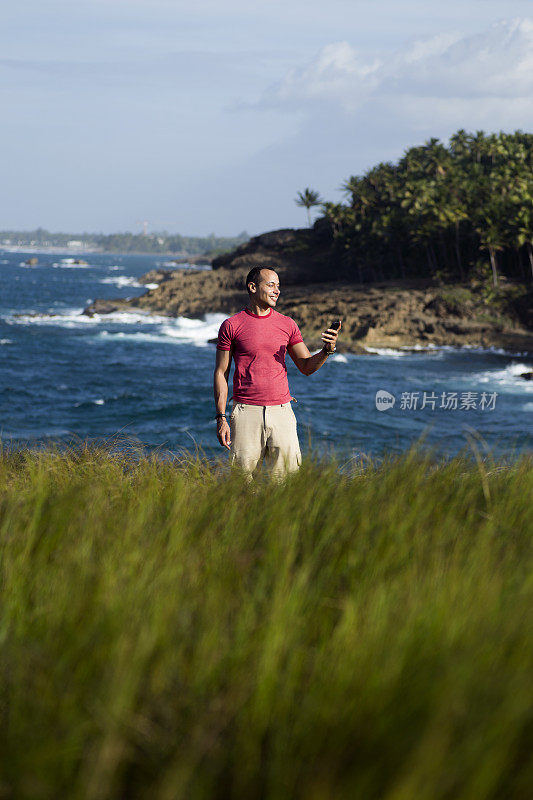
[330,353,348,363]
[505,362,533,376]
[0,338,12,344]
[456,344,530,357]
[366,344,446,355]
[74,398,105,407]
[92,310,174,325]
[144,283,159,290]
[400,343,456,352]
[95,331,202,346]
[522,402,533,412]
[5,308,172,327]
[475,362,533,389]
[100,276,143,288]
[366,343,532,358]
[7,309,96,328]
[365,347,411,357]
[159,312,226,341]
[109,266,124,271]
[462,344,505,353]
[5,306,226,346]
[94,312,226,346]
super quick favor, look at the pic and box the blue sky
[1,1,532,236]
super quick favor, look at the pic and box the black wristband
[215,413,226,420]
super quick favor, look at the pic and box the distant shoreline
[0,228,247,258]
[0,246,208,258]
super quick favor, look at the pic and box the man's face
[250,269,280,307]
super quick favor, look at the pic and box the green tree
[320,130,533,285]
[295,188,323,227]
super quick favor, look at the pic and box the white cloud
[260,17,533,117]
[263,42,382,113]
[390,18,533,98]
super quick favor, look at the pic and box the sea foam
[474,362,533,389]
[5,306,227,347]
[99,276,143,288]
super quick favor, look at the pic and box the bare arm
[214,348,232,449]
[214,348,232,413]
[288,323,341,376]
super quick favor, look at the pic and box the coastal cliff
[84,228,533,354]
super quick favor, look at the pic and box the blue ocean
[1,250,531,462]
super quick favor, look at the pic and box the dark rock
[83,298,140,317]
[211,226,332,284]
[212,228,303,270]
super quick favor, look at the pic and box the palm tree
[340,175,362,208]
[514,189,533,280]
[295,188,323,227]
[449,129,471,160]
[321,202,347,238]
[311,128,533,284]
[473,178,508,289]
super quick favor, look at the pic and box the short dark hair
[245,266,269,294]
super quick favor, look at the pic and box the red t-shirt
[217,307,304,405]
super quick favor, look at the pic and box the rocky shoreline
[83,266,533,356]
[83,228,533,356]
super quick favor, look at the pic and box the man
[214,266,341,480]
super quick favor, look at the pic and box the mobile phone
[330,319,341,331]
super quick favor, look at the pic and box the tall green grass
[0,443,532,799]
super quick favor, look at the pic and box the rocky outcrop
[83,224,533,352]
[84,266,251,319]
[83,264,533,354]
[211,227,333,284]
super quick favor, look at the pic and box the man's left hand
[321,320,342,353]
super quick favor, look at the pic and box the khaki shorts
[230,401,302,480]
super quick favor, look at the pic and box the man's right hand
[217,417,231,450]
